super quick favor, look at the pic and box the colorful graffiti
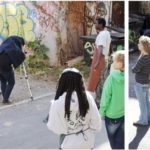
[83,42,94,65]
[0,2,36,41]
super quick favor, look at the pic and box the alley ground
[129,51,150,149]
[0,71,56,107]
[0,74,110,149]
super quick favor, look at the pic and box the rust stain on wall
[36,2,67,33]
[66,1,86,59]
[85,1,107,35]
[112,1,124,27]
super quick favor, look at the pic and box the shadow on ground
[129,125,150,149]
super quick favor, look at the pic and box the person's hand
[101,115,105,120]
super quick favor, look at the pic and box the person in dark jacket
[0,36,25,104]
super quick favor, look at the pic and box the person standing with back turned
[100,51,125,149]
[47,68,101,149]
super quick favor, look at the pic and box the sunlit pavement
[128,97,150,149]
[0,95,111,149]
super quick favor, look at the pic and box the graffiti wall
[0,2,36,42]
[0,1,113,66]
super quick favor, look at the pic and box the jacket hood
[111,69,124,83]
[0,36,25,53]
[0,36,25,68]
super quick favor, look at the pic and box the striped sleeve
[132,57,144,73]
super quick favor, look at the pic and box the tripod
[19,58,34,101]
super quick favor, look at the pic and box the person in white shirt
[47,68,101,149]
[88,17,111,108]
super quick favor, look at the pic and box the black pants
[59,134,65,149]
[0,70,15,101]
[105,116,124,149]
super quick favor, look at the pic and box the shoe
[43,115,49,123]
[133,122,148,127]
[2,100,12,104]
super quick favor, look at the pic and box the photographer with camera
[0,36,25,104]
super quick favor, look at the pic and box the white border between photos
[125,0,129,150]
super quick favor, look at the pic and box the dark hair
[54,69,89,120]
[4,36,25,49]
[96,17,106,27]
[11,36,25,48]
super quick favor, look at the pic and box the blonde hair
[112,50,124,70]
[139,36,150,55]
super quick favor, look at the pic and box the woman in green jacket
[100,51,124,149]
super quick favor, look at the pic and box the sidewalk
[0,95,110,149]
[0,69,111,149]
[129,52,150,149]
[0,72,56,107]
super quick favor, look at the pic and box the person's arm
[132,55,144,73]
[47,100,66,135]
[100,76,112,117]
[94,45,103,69]
[88,92,101,132]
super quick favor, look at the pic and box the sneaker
[2,100,12,104]
[43,115,49,123]
[133,122,148,127]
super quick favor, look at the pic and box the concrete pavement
[0,95,110,149]
[0,72,56,107]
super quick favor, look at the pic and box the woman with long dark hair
[47,68,101,149]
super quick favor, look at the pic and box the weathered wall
[129,1,150,14]
[0,1,115,66]
[0,1,36,41]
[85,1,111,35]
[129,2,141,14]
[0,1,66,66]
[34,1,68,66]
[112,1,124,27]
[141,2,150,14]
[65,2,85,59]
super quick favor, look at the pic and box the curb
[0,92,55,111]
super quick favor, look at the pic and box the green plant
[45,61,90,82]
[129,29,139,45]
[73,61,90,79]
[26,38,50,74]
[117,44,124,50]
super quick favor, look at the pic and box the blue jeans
[0,70,15,101]
[105,116,124,149]
[134,81,150,125]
